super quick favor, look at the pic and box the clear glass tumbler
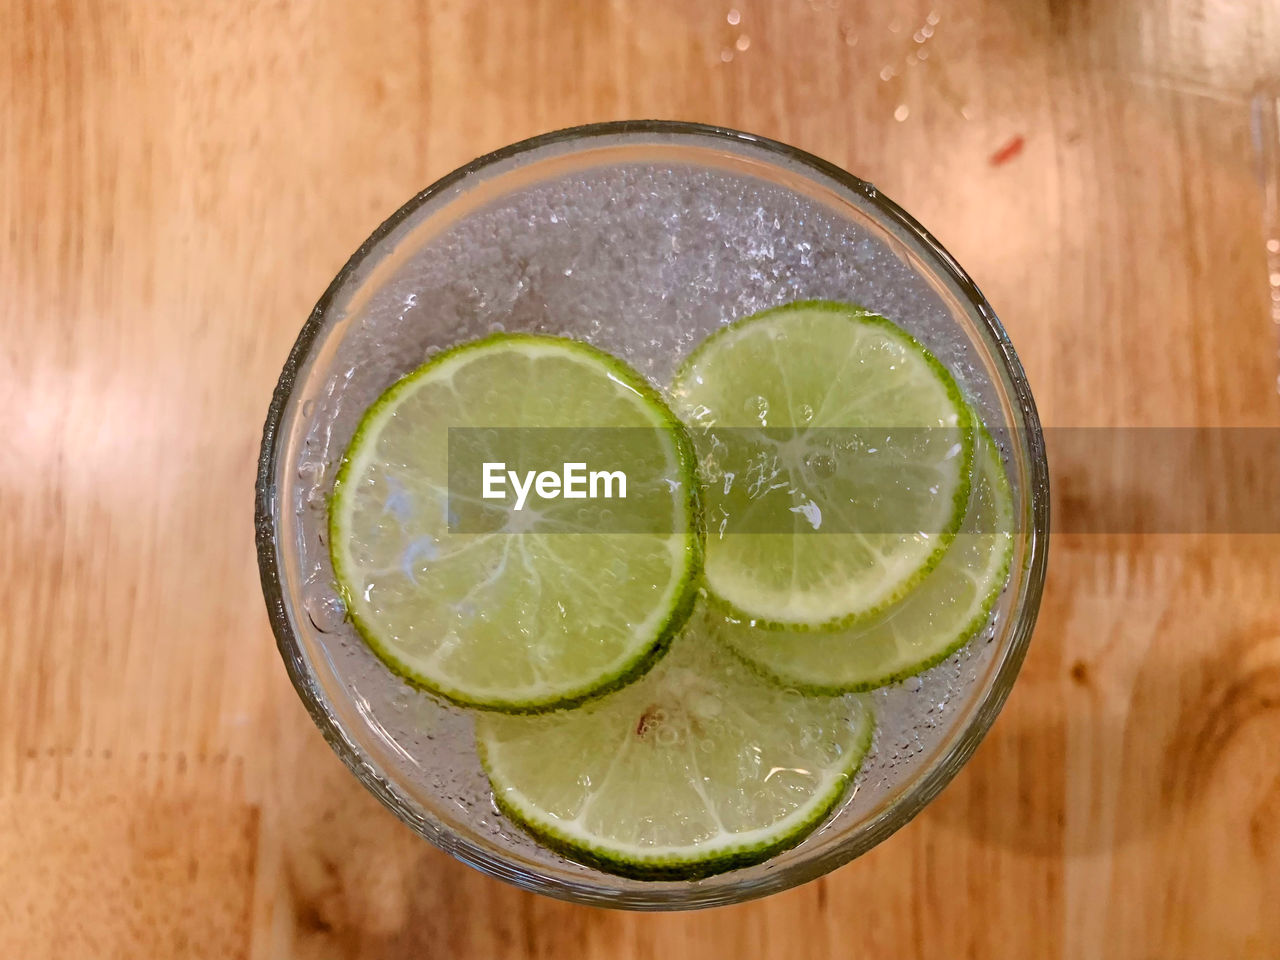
[255,121,1050,909]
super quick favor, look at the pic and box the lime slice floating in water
[329,333,701,712]
[670,300,973,630]
[477,607,874,880]
[717,431,1014,692]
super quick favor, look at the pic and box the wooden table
[4,2,1279,957]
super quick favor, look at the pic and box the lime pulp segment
[670,300,973,630]
[718,430,1014,692]
[328,334,702,712]
[477,609,874,880]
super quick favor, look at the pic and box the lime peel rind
[477,623,875,880]
[672,300,974,632]
[480,709,872,880]
[719,429,1014,693]
[329,333,703,713]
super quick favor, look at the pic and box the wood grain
[3,1,1279,957]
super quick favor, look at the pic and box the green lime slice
[329,334,701,712]
[477,608,874,880]
[718,431,1014,692]
[670,300,973,630]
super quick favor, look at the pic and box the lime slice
[329,334,701,712]
[670,300,973,630]
[718,431,1013,692]
[477,609,874,879]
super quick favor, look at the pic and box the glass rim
[254,119,1051,909]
